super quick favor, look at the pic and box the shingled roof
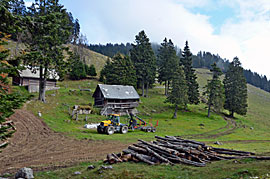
[19,68,59,80]
[93,84,140,99]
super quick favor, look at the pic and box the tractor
[97,114,129,135]
[97,113,157,135]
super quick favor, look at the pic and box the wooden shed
[12,68,59,93]
[92,84,140,116]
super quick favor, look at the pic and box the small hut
[92,84,140,115]
[12,68,59,93]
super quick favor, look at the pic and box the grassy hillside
[5,41,108,74]
[21,68,270,178]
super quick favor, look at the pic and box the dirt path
[182,116,239,139]
[0,109,129,175]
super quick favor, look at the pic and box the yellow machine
[97,114,128,135]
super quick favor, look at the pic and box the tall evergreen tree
[88,64,97,77]
[157,38,178,96]
[130,30,156,97]
[165,66,188,118]
[223,57,248,118]
[180,41,200,104]
[21,0,72,102]
[204,63,224,117]
[0,1,26,148]
[101,54,137,87]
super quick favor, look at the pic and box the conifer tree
[101,54,137,87]
[180,41,200,104]
[204,63,224,117]
[21,0,72,102]
[88,64,97,77]
[165,66,188,119]
[130,30,156,97]
[157,38,178,96]
[0,1,26,148]
[224,57,248,118]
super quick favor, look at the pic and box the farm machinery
[97,113,158,135]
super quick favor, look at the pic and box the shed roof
[93,84,140,99]
[19,68,59,80]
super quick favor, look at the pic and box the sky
[24,0,270,78]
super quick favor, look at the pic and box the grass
[5,41,107,74]
[23,68,270,178]
[26,78,226,143]
[35,159,270,179]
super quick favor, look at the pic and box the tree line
[89,42,270,93]
[99,30,248,119]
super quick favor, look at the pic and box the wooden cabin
[12,68,59,93]
[92,84,140,116]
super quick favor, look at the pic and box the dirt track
[0,109,129,174]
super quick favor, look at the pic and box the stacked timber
[104,136,269,167]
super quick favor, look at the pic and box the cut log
[128,145,147,154]
[122,149,155,165]
[138,139,179,155]
[212,147,255,155]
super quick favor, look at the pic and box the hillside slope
[5,41,108,74]
[196,68,270,143]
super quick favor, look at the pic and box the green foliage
[100,53,137,87]
[88,64,97,77]
[204,63,224,117]
[21,0,72,102]
[180,41,200,104]
[69,53,87,80]
[0,5,28,146]
[157,38,179,96]
[224,57,248,117]
[165,66,188,118]
[130,30,156,96]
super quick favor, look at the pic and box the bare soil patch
[0,109,129,174]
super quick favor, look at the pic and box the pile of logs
[104,136,270,167]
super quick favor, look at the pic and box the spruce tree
[88,64,97,77]
[101,54,137,87]
[204,63,224,117]
[180,41,200,104]
[0,1,26,148]
[21,0,72,102]
[157,38,178,96]
[130,30,156,97]
[165,66,188,119]
[224,57,248,118]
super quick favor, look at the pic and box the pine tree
[21,0,72,102]
[204,63,224,117]
[180,41,200,104]
[101,54,137,87]
[223,57,248,118]
[69,53,86,80]
[130,30,156,97]
[0,2,26,148]
[88,64,97,77]
[165,66,188,119]
[157,38,178,96]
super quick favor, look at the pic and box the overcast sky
[25,0,270,78]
